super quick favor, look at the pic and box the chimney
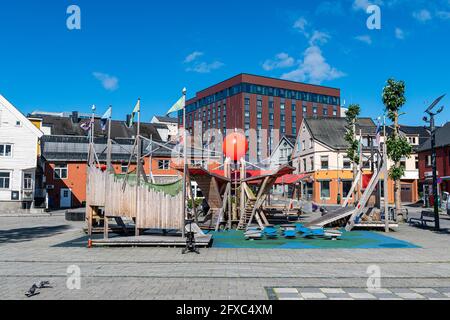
[71,111,79,123]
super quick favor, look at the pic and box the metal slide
[305,206,356,228]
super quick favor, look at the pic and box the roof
[153,116,178,124]
[0,94,44,138]
[418,122,450,152]
[304,117,376,150]
[36,114,162,141]
[41,135,173,162]
[385,125,431,146]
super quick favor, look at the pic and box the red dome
[223,132,248,161]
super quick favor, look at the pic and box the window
[303,158,307,172]
[23,173,33,190]
[323,108,328,116]
[333,107,338,116]
[342,180,353,198]
[310,157,315,171]
[257,100,262,107]
[320,180,331,199]
[121,165,128,174]
[309,138,313,149]
[400,157,406,169]
[427,155,432,167]
[16,120,22,127]
[54,164,68,179]
[280,103,285,110]
[343,158,351,169]
[302,140,306,151]
[415,156,419,170]
[158,160,170,170]
[321,156,329,169]
[245,98,250,106]
[0,144,12,157]
[303,106,307,113]
[0,172,10,189]
[313,107,318,114]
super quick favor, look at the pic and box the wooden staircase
[237,198,257,230]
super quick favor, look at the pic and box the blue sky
[0,0,449,126]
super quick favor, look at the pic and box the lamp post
[423,94,445,231]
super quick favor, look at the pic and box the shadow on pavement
[0,225,71,245]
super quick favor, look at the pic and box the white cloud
[262,53,295,71]
[186,61,224,73]
[293,17,309,36]
[413,9,432,22]
[281,46,346,84]
[92,72,119,91]
[309,30,331,46]
[184,51,204,63]
[354,35,373,44]
[395,27,405,39]
[353,0,383,11]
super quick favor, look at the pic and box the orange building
[292,117,398,206]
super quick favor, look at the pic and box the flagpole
[107,105,113,172]
[135,98,141,237]
[182,88,187,239]
[383,116,389,232]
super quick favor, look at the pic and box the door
[401,184,413,203]
[60,188,72,208]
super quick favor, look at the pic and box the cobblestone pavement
[1,209,450,300]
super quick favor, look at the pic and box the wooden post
[240,158,246,222]
[87,206,93,237]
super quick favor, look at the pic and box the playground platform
[91,233,213,248]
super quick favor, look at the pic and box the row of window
[317,179,386,200]
[184,82,340,113]
[0,172,33,190]
[300,156,354,172]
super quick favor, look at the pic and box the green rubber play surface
[208,229,418,250]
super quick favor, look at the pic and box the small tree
[382,79,412,222]
[345,104,361,202]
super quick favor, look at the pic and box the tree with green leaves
[382,79,412,222]
[345,104,361,202]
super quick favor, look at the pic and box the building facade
[0,95,43,211]
[292,117,397,205]
[180,74,341,163]
[418,122,450,201]
[151,116,178,142]
[33,112,181,209]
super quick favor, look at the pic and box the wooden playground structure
[84,103,398,247]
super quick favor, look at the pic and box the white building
[151,116,178,142]
[0,95,43,211]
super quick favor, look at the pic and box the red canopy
[275,174,308,185]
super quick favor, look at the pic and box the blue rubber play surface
[208,229,419,250]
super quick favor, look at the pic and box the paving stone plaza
[1,208,450,300]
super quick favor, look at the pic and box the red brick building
[181,73,341,162]
[418,122,450,199]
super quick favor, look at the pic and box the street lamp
[423,94,445,231]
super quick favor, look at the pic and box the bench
[408,211,436,227]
